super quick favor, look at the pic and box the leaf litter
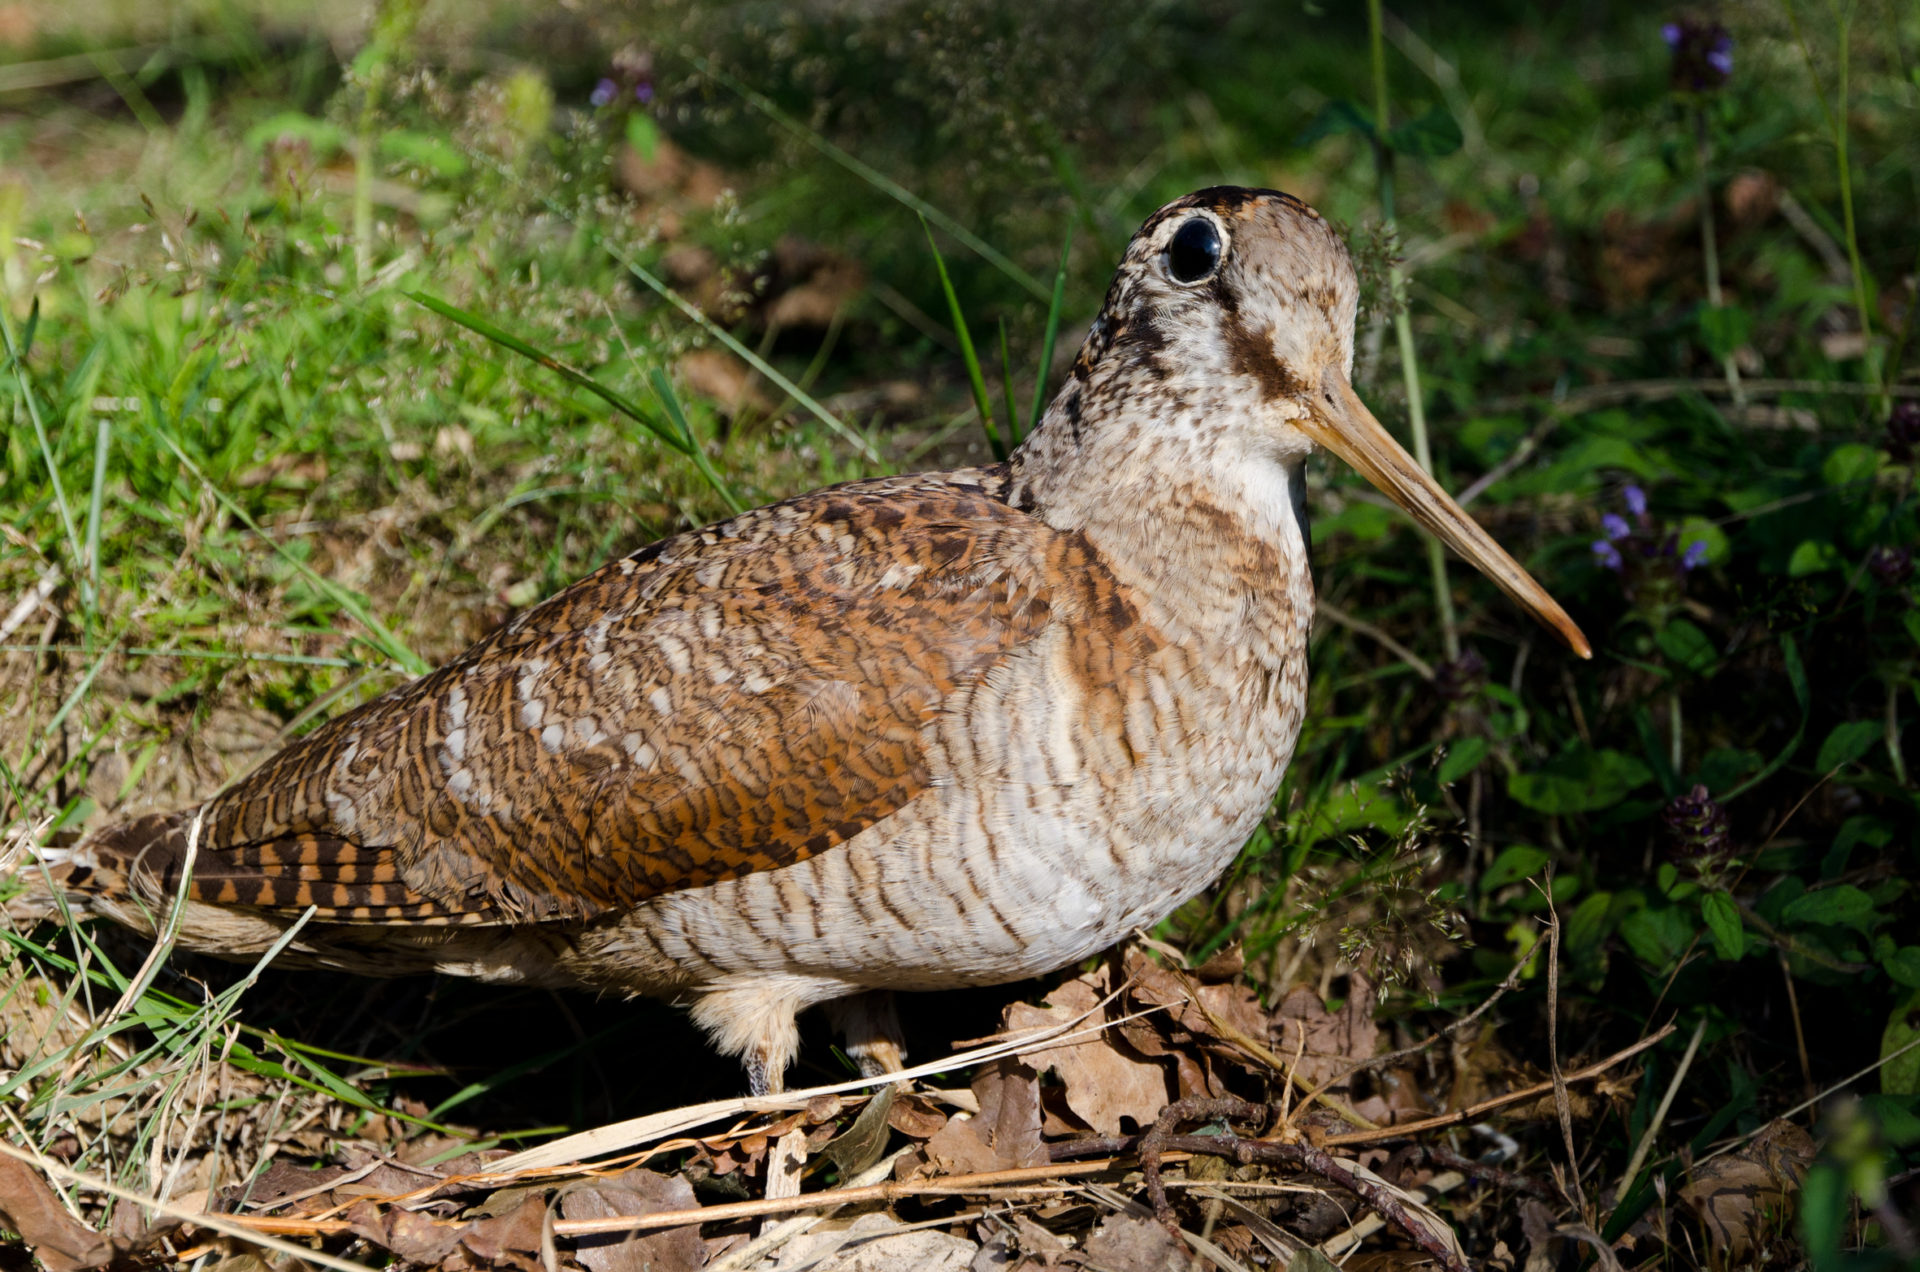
[0,935,1723,1272]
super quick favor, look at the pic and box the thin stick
[1314,600,1435,680]
[0,1140,376,1272]
[1781,950,1816,1103]
[1545,895,1587,1211]
[1614,1017,1706,1202]
[1321,1024,1677,1147]
[1694,1034,1920,1169]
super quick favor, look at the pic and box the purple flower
[1706,33,1734,78]
[1869,545,1913,588]
[591,77,618,108]
[1602,513,1632,541]
[1664,784,1733,868]
[1665,17,1733,92]
[1681,539,1709,570]
[635,80,654,104]
[1593,540,1624,571]
[1623,485,1647,518]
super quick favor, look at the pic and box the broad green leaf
[1311,501,1395,543]
[1436,736,1489,785]
[1782,884,1878,932]
[1693,746,1760,793]
[1508,746,1653,814]
[625,112,660,163]
[1816,720,1881,772]
[1656,619,1716,674]
[1564,891,1615,983]
[1782,633,1809,710]
[1676,516,1729,567]
[1620,901,1694,969]
[1885,991,1920,1095]
[1292,779,1412,846]
[1483,844,1549,891]
[1700,891,1745,960]
[243,111,348,154]
[1822,443,1882,488]
[1385,106,1464,158]
[1882,945,1920,990]
[1787,539,1842,576]
[1298,98,1376,146]
[379,129,469,176]
[1696,305,1751,361]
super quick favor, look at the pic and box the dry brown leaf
[346,1199,464,1266]
[1080,1211,1183,1272]
[920,1059,1046,1176]
[560,1170,705,1272]
[1271,975,1379,1090]
[1121,948,1271,1097]
[886,1092,949,1140]
[780,1210,974,1270]
[1678,1119,1815,1265]
[675,349,773,417]
[0,1154,112,1272]
[454,1193,548,1272]
[1011,976,1169,1136]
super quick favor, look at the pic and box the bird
[21,187,1589,1097]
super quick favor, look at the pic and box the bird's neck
[1009,406,1315,662]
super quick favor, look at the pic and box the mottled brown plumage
[26,188,1588,1094]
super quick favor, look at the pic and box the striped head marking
[1028,186,1592,659]
[1065,186,1358,452]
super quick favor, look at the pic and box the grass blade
[647,368,745,514]
[1028,227,1072,437]
[921,216,1004,461]
[85,417,110,613]
[405,291,683,453]
[148,425,428,677]
[696,56,1048,301]
[620,257,883,465]
[997,318,1021,448]
[3,302,84,584]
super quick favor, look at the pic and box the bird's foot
[825,990,909,1080]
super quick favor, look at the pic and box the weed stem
[1368,0,1458,660]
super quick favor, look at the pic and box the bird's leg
[746,1050,782,1098]
[754,1041,810,1209]
[825,990,908,1078]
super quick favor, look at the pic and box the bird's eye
[1166,217,1223,284]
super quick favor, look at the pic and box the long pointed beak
[1299,374,1592,659]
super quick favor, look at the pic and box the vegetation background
[0,0,1915,1266]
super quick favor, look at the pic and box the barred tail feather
[20,808,478,925]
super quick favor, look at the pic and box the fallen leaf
[560,1170,705,1272]
[1080,1212,1183,1272]
[780,1210,974,1270]
[0,1155,111,1272]
[1678,1119,1815,1264]
[1012,976,1169,1136]
[886,1092,949,1140]
[347,1199,463,1266]
[1271,976,1379,1090]
[675,349,773,417]
[921,1060,1045,1175]
[823,1086,897,1178]
[456,1193,548,1272]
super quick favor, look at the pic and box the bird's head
[1027,186,1590,659]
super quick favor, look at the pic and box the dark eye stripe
[1167,218,1223,284]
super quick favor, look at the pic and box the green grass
[2,0,1918,1263]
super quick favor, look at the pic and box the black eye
[1166,217,1223,284]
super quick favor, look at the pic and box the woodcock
[27,188,1590,1095]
